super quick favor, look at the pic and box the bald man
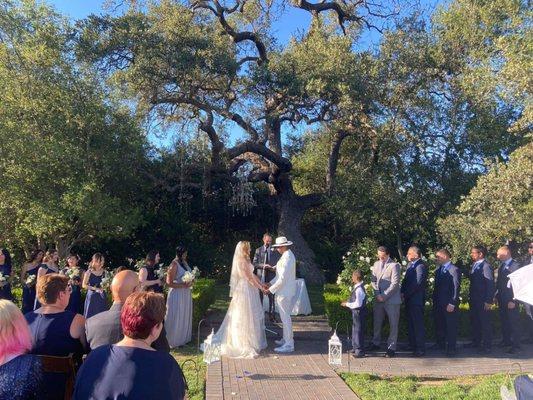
[85,270,170,351]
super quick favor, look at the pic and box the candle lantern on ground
[328,330,342,366]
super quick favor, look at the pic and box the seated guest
[74,292,187,400]
[0,300,43,400]
[25,274,86,400]
[86,270,170,352]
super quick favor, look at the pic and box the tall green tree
[0,0,147,257]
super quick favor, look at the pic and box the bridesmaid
[34,249,60,309]
[82,253,109,319]
[139,250,164,293]
[165,246,193,348]
[62,254,84,314]
[20,249,44,313]
[0,248,13,300]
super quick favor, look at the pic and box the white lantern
[328,330,342,366]
[203,329,222,364]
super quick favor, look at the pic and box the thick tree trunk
[275,184,325,285]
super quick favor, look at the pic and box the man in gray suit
[86,269,170,351]
[367,246,401,357]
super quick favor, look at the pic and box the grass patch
[172,343,207,400]
[340,373,515,400]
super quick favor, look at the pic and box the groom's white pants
[276,295,295,348]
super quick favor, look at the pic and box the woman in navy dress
[0,299,44,400]
[20,249,44,314]
[0,248,13,300]
[34,249,60,310]
[82,253,109,318]
[62,254,84,314]
[73,291,186,400]
[25,274,86,399]
[139,250,164,293]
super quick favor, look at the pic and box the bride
[211,241,267,358]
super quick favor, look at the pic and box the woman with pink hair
[0,299,43,399]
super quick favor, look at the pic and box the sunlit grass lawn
[340,373,516,400]
[171,343,207,400]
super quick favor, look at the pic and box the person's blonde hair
[237,241,251,261]
[0,300,32,356]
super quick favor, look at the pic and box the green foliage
[438,142,533,261]
[336,238,378,287]
[0,0,146,255]
[191,278,216,328]
[340,373,515,400]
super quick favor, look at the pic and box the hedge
[191,278,216,328]
[324,284,531,339]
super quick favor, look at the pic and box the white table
[263,278,312,316]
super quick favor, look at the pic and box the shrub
[337,238,378,287]
[191,278,216,328]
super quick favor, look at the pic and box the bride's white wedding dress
[210,246,267,358]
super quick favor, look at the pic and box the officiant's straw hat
[271,236,293,248]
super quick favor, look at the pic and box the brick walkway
[204,315,533,399]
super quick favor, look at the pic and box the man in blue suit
[495,245,521,353]
[400,246,428,357]
[466,245,495,353]
[432,248,461,356]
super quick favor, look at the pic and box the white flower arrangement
[99,270,113,291]
[65,267,82,281]
[25,274,37,287]
[182,266,201,284]
[365,257,371,263]
[0,272,6,283]
[156,264,168,280]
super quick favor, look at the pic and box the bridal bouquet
[156,263,168,280]
[99,270,113,291]
[65,267,82,281]
[25,274,37,287]
[182,267,200,285]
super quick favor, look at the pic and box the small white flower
[425,301,430,306]
[342,256,346,260]
[365,257,371,263]
[0,273,6,282]
[348,286,353,292]
[336,275,342,285]
[359,256,365,261]
[429,254,436,260]
[429,277,435,283]
[364,284,370,290]
[346,252,351,256]
[402,260,407,266]
[459,297,463,302]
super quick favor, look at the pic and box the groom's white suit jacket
[269,249,296,298]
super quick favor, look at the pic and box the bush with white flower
[337,238,378,288]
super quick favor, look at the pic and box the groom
[264,236,297,353]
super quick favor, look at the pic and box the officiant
[253,233,280,322]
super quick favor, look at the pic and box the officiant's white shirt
[269,249,296,298]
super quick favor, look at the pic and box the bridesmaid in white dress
[165,246,193,348]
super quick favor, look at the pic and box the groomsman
[367,246,401,357]
[253,233,280,322]
[495,246,522,353]
[432,249,461,356]
[400,246,428,357]
[466,245,495,353]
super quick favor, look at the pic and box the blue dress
[21,265,40,314]
[83,271,108,319]
[0,354,43,400]
[62,268,84,314]
[25,310,84,400]
[145,265,164,294]
[0,263,12,300]
[73,345,186,400]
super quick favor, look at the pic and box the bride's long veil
[229,242,244,297]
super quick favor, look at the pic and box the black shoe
[366,344,380,351]
[385,350,396,358]
[446,350,457,357]
[497,341,511,348]
[351,352,366,358]
[413,351,425,357]
[463,342,481,349]
[478,347,492,355]
[429,343,445,351]
[400,345,415,351]
[522,337,533,344]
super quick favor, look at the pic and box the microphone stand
[262,247,278,336]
